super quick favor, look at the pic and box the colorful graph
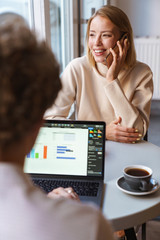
[89,128,102,137]
[27,145,47,159]
[89,130,94,133]
[98,129,102,133]
[89,133,93,138]
[43,146,47,159]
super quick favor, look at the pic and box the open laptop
[24,120,106,207]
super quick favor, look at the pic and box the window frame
[32,0,51,46]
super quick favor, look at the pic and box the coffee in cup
[123,165,152,191]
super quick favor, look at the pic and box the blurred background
[0,0,159,146]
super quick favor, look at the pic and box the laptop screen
[24,120,105,178]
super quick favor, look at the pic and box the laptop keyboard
[33,179,99,196]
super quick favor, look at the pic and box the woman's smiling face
[88,15,121,65]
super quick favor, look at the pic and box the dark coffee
[126,168,150,177]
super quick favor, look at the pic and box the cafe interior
[0,0,160,240]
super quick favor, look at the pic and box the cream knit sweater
[45,56,153,136]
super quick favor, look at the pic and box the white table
[102,140,160,238]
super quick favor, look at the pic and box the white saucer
[116,176,160,196]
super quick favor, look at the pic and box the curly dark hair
[0,17,61,147]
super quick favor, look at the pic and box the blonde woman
[45,5,153,144]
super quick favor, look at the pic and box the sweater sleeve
[104,65,153,136]
[44,62,77,119]
[95,212,116,240]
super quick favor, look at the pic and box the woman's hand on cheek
[106,117,142,143]
[106,38,129,82]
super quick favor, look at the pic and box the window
[79,0,107,56]
[49,0,78,72]
[0,0,107,72]
[0,0,74,72]
[0,0,33,27]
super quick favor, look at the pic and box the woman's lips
[94,49,106,53]
[94,49,106,56]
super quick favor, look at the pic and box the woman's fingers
[65,187,80,201]
[106,118,142,143]
[106,40,128,81]
[114,133,142,143]
[47,187,80,201]
[113,116,122,125]
[47,187,69,199]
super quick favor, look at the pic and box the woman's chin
[95,58,107,65]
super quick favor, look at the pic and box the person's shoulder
[23,186,114,240]
[52,199,114,240]
[70,55,88,64]
[131,60,152,73]
[52,197,100,217]
[67,55,90,70]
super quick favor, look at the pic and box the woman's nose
[95,35,102,45]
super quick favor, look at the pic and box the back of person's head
[0,13,61,148]
[86,5,136,68]
[0,11,27,26]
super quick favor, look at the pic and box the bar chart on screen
[24,126,88,175]
[27,144,48,160]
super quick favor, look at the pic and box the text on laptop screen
[24,121,105,177]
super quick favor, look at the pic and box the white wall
[110,0,160,37]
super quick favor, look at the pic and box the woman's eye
[102,34,111,38]
[89,33,95,37]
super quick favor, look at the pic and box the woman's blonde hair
[86,5,136,68]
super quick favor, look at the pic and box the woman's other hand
[47,187,80,201]
[106,117,142,143]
